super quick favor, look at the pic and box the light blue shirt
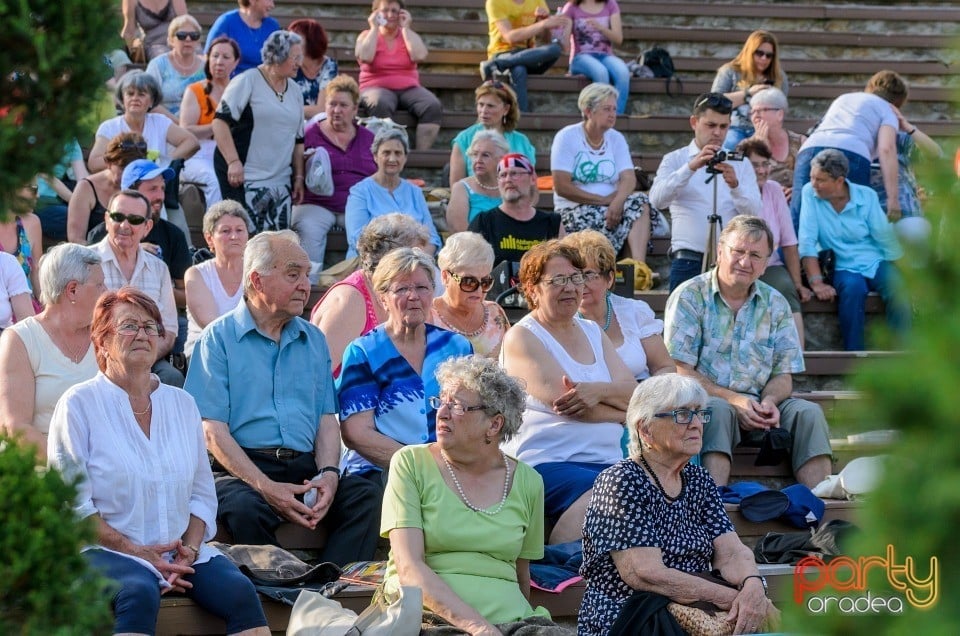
[184,301,337,452]
[798,179,902,279]
[344,176,442,258]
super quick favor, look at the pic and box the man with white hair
[184,230,380,564]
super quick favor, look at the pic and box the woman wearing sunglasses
[67,133,148,244]
[430,232,509,359]
[711,29,789,150]
[145,15,206,120]
[500,240,636,545]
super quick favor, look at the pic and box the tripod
[702,167,723,272]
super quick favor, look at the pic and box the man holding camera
[650,92,760,291]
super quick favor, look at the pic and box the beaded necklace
[436,302,489,338]
[579,291,613,331]
[639,451,685,503]
[440,450,511,515]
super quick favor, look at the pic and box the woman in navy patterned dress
[579,374,779,635]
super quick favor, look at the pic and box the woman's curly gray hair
[625,374,707,459]
[435,355,527,443]
[261,30,303,66]
[357,213,432,276]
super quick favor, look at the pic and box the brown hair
[102,132,148,167]
[518,240,585,308]
[865,70,908,108]
[735,138,772,160]
[90,287,166,371]
[728,30,783,89]
[475,80,520,132]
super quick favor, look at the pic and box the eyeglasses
[751,107,781,115]
[582,270,608,283]
[448,271,494,293]
[693,93,733,112]
[388,284,433,297]
[753,50,775,60]
[108,212,148,225]
[175,31,202,42]
[114,140,148,153]
[654,408,712,425]
[750,160,772,170]
[540,272,585,287]
[116,321,162,336]
[429,396,486,416]
[498,170,531,181]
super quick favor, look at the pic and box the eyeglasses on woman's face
[654,408,712,425]
[388,284,433,298]
[115,321,162,337]
[429,396,486,417]
[539,272,585,288]
[448,271,494,293]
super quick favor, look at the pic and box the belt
[671,249,704,262]
[242,447,305,460]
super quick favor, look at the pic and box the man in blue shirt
[184,230,380,565]
[798,148,908,351]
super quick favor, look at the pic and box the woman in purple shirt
[562,0,630,114]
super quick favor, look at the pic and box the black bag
[640,46,683,96]
[488,260,526,309]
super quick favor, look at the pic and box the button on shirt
[184,301,337,452]
[664,269,804,399]
[797,180,902,279]
[93,238,178,338]
[649,140,761,253]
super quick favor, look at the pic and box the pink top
[429,299,511,359]
[312,270,379,377]
[358,31,420,91]
[758,180,797,267]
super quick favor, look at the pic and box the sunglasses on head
[753,50,775,59]
[448,271,494,293]
[115,140,148,153]
[108,212,148,225]
[484,80,507,91]
[175,31,202,42]
[694,93,733,112]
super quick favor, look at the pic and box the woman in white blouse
[47,288,268,636]
[184,201,250,359]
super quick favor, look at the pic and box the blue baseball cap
[122,159,174,189]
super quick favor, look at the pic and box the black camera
[706,149,745,174]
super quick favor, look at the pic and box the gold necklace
[130,398,152,417]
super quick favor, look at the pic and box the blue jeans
[723,125,753,151]
[491,42,562,111]
[35,201,69,241]
[569,53,631,114]
[791,146,873,231]
[85,549,267,635]
[833,261,910,350]
[669,256,704,292]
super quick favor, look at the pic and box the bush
[0,439,113,634]
[0,0,118,220]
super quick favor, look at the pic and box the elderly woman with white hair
[445,129,510,233]
[345,127,442,258]
[550,83,652,263]
[747,86,806,202]
[430,232,509,358]
[382,355,572,634]
[183,200,251,359]
[337,248,473,487]
[0,244,105,462]
[213,29,305,233]
[580,374,779,636]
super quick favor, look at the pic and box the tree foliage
[0,0,119,220]
[0,440,113,634]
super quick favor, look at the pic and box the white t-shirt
[802,92,899,160]
[550,123,633,210]
[96,114,174,167]
[0,251,30,328]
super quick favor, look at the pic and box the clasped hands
[261,472,339,529]
[730,394,780,432]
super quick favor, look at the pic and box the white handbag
[287,585,422,636]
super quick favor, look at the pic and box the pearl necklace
[473,177,499,191]
[436,302,489,338]
[440,450,511,515]
[639,451,685,503]
[579,291,613,331]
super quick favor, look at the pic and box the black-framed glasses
[108,212,148,225]
[116,321,162,336]
[694,93,733,113]
[428,396,486,416]
[654,408,712,425]
[753,50,775,60]
[175,31,202,42]
[540,272,585,287]
[448,271,493,293]
[115,140,148,153]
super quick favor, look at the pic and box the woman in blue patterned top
[337,248,473,486]
[579,374,778,635]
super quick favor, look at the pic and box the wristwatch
[739,575,767,593]
[319,465,341,478]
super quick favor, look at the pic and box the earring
[484,435,493,445]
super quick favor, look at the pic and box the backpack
[638,45,683,97]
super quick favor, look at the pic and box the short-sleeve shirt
[93,239,178,338]
[96,114,173,167]
[579,460,735,636]
[0,251,30,328]
[380,444,550,625]
[469,206,563,265]
[562,0,619,57]
[204,10,281,74]
[301,120,377,212]
[550,122,633,210]
[486,0,549,57]
[801,92,898,161]
[664,269,804,399]
[215,69,305,187]
[294,57,339,107]
[337,324,473,475]
[183,301,338,452]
